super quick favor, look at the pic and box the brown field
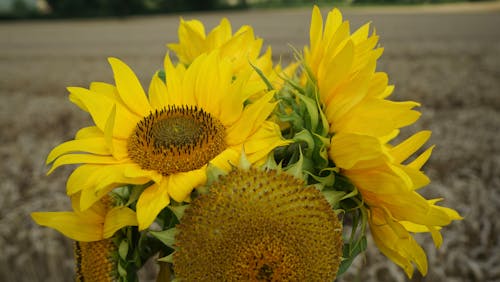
[1,2,499,281]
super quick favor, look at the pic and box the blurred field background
[1,0,500,281]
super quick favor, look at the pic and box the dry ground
[1,2,499,281]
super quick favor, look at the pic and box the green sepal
[293,130,315,157]
[322,190,347,208]
[158,253,174,263]
[284,148,307,180]
[117,262,127,278]
[150,228,177,249]
[168,205,188,221]
[157,69,166,83]
[206,163,227,186]
[239,148,252,170]
[250,62,274,91]
[126,184,148,206]
[337,235,367,276]
[118,239,129,260]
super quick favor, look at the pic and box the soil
[1,2,499,281]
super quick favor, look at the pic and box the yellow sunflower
[167,17,287,94]
[305,6,421,139]
[174,168,343,281]
[32,194,134,281]
[46,51,288,230]
[331,130,462,277]
[168,17,264,72]
[305,6,461,277]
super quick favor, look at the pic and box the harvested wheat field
[1,2,499,281]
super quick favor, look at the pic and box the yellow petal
[48,154,123,175]
[335,99,421,137]
[390,131,431,164]
[319,40,354,108]
[206,17,232,48]
[346,164,412,195]
[408,145,435,170]
[31,211,103,242]
[136,181,170,230]
[309,6,323,56]
[103,207,138,238]
[46,138,109,164]
[167,168,207,202]
[351,22,370,44]
[148,72,169,110]
[364,190,453,226]
[123,163,163,184]
[369,214,428,278]
[108,57,151,116]
[226,91,276,145]
[67,163,151,196]
[367,72,390,98]
[164,53,191,106]
[67,164,101,195]
[68,86,140,139]
[104,104,116,154]
[80,185,114,211]
[398,165,430,190]
[243,121,290,163]
[192,52,232,116]
[210,147,240,171]
[75,126,102,139]
[330,133,389,170]
[89,81,123,105]
[70,193,105,218]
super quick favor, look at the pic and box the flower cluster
[32,6,461,281]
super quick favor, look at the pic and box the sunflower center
[173,169,343,281]
[231,234,302,281]
[127,106,226,176]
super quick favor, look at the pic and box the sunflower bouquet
[32,6,461,281]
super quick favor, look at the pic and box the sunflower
[305,6,420,139]
[174,168,343,281]
[46,51,288,230]
[167,17,287,95]
[332,130,462,277]
[168,17,265,73]
[32,194,134,281]
[305,6,461,277]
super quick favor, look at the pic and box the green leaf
[168,205,188,221]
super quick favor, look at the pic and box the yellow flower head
[174,168,343,281]
[74,240,117,282]
[331,130,462,277]
[46,51,288,230]
[306,6,462,277]
[168,17,264,72]
[167,17,286,94]
[305,6,420,138]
